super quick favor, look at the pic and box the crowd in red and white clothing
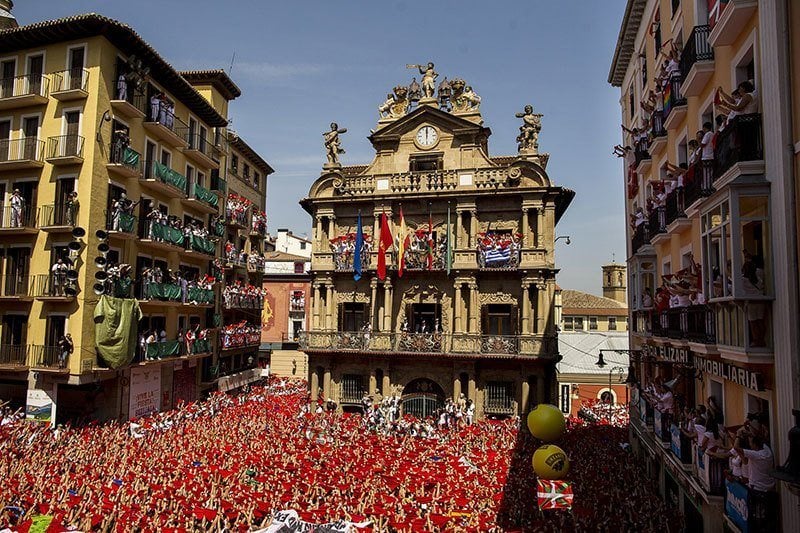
[226,193,252,227]
[223,280,266,309]
[252,210,267,236]
[0,378,677,532]
[220,321,261,349]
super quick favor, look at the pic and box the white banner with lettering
[129,366,161,420]
[252,509,371,533]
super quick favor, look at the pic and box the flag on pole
[353,211,364,281]
[426,209,434,270]
[446,205,453,275]
[397,207,409,278]
[536,480,574,511]
[377,212,393,281]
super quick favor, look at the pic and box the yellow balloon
[533,444,570,480]
[526,404,566,442]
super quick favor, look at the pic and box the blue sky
[16,0,628,295]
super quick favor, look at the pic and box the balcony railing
[633,309,652,335]
[32,273,76,298]
[0,344,28,366]
[223,291,263,310]
[51,68,89,93]
[107,210,137,235]
[221,330,261,350]
[0,274,31,297]
[724,479,778,533]
[664,189,685,226]
[109,141,142,174]
[0,204,36,229]
[39,202,78,228]
[0,137,45,162]
[145,340,182,360]
[631,224,650,255]
[145,104,189,143]
[289,300,306,312]
[299,331,550,357]
[692,442,727,496]
[714,113,763,181]
[0,73,49,99]
[187,234,217,256]
[662,74,687,121]
[47,135,85,160]
[651,306,716,343]
[650,110,666,139]
[112,84,147,115]
[648,206,666,238]
[211,173,227,193]
[682,160,715,207]
[142,221,186,247]
[477,240,520,270]
[186,133,221,161]
[188,182,219,209]
[679,25,714,81]
[147,160,188,192]
[30,345,67,370]
[634,139,651,165]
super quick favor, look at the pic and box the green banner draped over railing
[193,338,211,354]
[214,222,225,237]
[151,222,185,246]
[144,282,181,301]
[188,286,214,304]
[153,161,188,191]
[123,147,140,167]
[192,183,219,208]
[189,234,216,255]
[118,212,136,233]
[113,278,133,298]
[146,340,181,359]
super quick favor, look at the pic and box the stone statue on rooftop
[515,105,543,154]
[449,78,481,113]
[407,62,437,99]
[323,122,347,167]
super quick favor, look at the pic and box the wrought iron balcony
[108,141,142,179]
[299,331,551,357]
[630,224,650,255]
[679,25,714,97]
[184,133,221,167]
[0,204,37,232]
[0,274,32,298]
[30,345,68,371]
[46,135,85,164]
[662,74,687,125]
[664,189,685,227]
[0,137,45,168]
[714,113,763,183]
[32,273,77,300]
[650,110,667,140]
[648,206,666,240]
[51,68,89,100]
[144,104,189,147]
[650,306,716,344]
[0,73,49,108]
[39,202,78,230]
[0,344,28,368]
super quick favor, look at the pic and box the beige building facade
[300,68,573,419]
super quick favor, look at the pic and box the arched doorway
[401,378,445,419]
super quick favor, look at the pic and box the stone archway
[401,378,445,419]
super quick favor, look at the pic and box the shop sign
[644,343,690,363]
[26,387,56,424]
[724,479,749,533]
[692,355,764,391]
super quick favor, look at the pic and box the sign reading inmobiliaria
[643,343,765,391]
[252,509,371,533]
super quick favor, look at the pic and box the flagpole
[446,202,452,276]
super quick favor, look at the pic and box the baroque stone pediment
[369,105,488,145]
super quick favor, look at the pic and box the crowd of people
[252,209,267,236]
[140,267,216,304]
[137,324,211,361]
[220,321,261,349]
[144,206,214,247]
[0,379,676,532]
[330,233,372,271]
[222,280,266,309]
[476,231,522,269]
[349,394,476,437]
[149,92,177,128]
[226,193,252,227]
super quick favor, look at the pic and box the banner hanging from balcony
[477,232,521,269]
[330,232,371,272]
[94,295,142,369]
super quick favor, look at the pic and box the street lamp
[554,235,571,245]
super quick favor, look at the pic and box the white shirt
[744,446,775,491]
[701,131,715,160]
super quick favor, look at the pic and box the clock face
[416,126,438,148]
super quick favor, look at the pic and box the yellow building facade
[300,68,573,419]
[0,12,271,422]
[610,1,800,531]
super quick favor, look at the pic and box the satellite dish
[96,229,108,240]
[66,269,79,281]
[94,256,107,268]
[98,243,110,253]
[93,283,106,295]
[71,227,86,239]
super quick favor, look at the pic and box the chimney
[0,1,17,30]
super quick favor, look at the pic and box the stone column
[315,216,323,252]
[521,379,530,414]
[383,281,392,332]
[536,205,545,248]
[368,369,376,396]
[310,370,319,403]
[454,209,462,249]
[521,208,530,247]
[312,283,321,330]
[535,282,546,334]
[325,284,335,331]
[373,213,380,242]
[453,374,461,402]
[468,374,476,401]
[370,278,379,330]
[327,215,336,242]
[521,281,531,334]
[382,374,391,397]
[469,209,478,247]
[323,368,331,400]
[468,281,479,333]
[453,281,463,333]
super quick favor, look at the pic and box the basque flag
[484,246,511,265]
[536,480,574,511]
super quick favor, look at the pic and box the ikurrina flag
[536,480,574,510]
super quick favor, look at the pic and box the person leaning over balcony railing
[51,258,68,296]
[716,81,759,122]
[734,432,777,526]
[56,333,73,369]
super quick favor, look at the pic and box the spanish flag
[397,207,410,277]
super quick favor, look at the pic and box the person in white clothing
[735,434,777,528]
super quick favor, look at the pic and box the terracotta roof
[179,69,241,100]
[561,289,627,311]
[228,133,273,175]
[264,251,310,262]
[562,307,629,317]
[0,13,227,126]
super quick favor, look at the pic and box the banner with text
[129,366,161,420]
[252,509,371,533]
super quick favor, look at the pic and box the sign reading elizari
[644,344,764,391]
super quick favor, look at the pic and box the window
[573,317,584,331]
[484,304,516,335]
[300,241,307,250]
[485,381,514,415]
[197,171,205,188]
[560,384,571,413]
[640,55,647,90]
[230,154,239,175]
[243,163,251,181]
[160,148,171,167]
[254,171,260,188]
[589,317,598,331]
[185,165,195,186]
[608,317,618,331]
[563,317,574,332]
[341,374,365,403]
[339,302,367,332]
[293,262,304,274]
[628,86,635,122]
[409,154,443,172]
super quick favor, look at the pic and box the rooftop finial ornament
[515,104,544,155]
[323,122,347,169]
